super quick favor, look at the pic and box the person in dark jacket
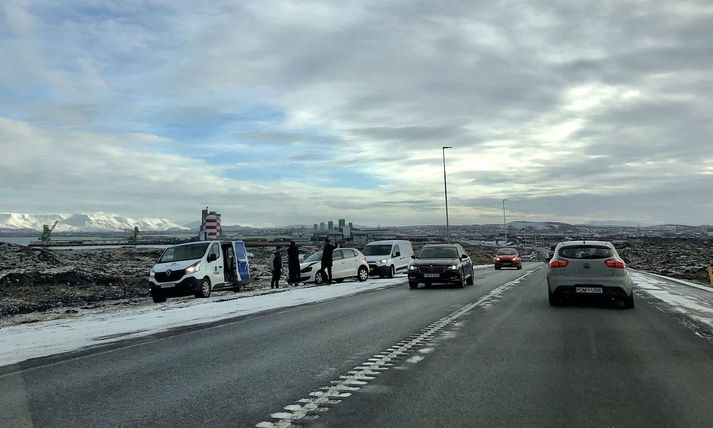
[287,241,300,285]
[321,238,335,284]
[271,246,282,289]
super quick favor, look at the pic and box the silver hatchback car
[547,240,634,308]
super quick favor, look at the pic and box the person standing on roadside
[321,238,335,284]
[270,246,282,289]
[287,241,300,285]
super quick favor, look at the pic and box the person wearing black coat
[271,247,282,289]
[321,238,336,284]
[287,241,300,285]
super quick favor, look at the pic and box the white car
[299,248,369,284]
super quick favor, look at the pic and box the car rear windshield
[419,246,458,259]
[558,245,613,259]
[363,245,392,256]
[496,248,518,255]
[159,243,210,263]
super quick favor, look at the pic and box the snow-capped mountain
[0,213,189,232]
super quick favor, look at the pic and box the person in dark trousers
[321,238,335,284]
[271,246,282,289]
[287,241,300,285]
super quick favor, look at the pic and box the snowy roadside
[0,275,408,368]
[631,270,713,335]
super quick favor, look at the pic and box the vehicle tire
[357,266,369,282]
[152,295,167,303]
[314,271,324,285]
[517,264,523,270]
[624,293,635,309]
[196,277,211,298]
[495,266,501,270]
[548,289,559,306]
[466,268,474,285]
[409,281,418,289]
[457,271,466,288]
[388,265,395,278]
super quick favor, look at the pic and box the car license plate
[575,287,603,294]
[159,283,176,288]
[424,273,440,278]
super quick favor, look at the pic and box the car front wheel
[152,295,167,303]
[357,266,368,282]
[623,293,635,309]
[466,268,474,285]
[409,281,418,289]
[315,271,324,285]
[195,277,211,298]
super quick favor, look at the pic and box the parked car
[408,243,474,289]
[494,247,522,270]
[547,240,634,308]
[363,240,414,278]
[299,248,369,284]
[149,240,250,303]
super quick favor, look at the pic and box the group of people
[269,238,338,289]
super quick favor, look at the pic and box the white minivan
[149,240,250,303]
[363,240,414,278]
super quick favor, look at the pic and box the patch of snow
[0,277,405,367]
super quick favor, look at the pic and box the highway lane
[0,264,538,428]
[318,267,713,427]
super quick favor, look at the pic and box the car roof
[366,240,408,245]
[422,243,458,247]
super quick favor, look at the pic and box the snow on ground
[0,276,407,367]
[631,270,713,330]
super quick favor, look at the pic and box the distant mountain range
[0,213,189,232]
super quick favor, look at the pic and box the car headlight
[495,257,500,261]
[149,270,155,277]
[185,262,201,274]
[377,259,387,265]
[408,265,418,271]
[447,264,459,270]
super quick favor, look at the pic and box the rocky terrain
[620,238,713,283]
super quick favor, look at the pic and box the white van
[363,240,414,278]
[149,240,250,303]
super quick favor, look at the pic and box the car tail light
[550,259,569,268]
[604,258,625,269]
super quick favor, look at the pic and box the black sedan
[408,244,475,289]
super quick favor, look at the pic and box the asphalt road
[2,262,712,427]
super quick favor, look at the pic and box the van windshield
[159,243,210,263]
[363,245,392,256]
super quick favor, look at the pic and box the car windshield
[558,245,613,259]
[304,251,322,263]
[363,245,392,256]
[159,243,209,263]
[419,247,458,259]
[496,248,518,256]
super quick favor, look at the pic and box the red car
[494,247,522,270]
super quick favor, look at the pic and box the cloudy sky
[1,0,711,227]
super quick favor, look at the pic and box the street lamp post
[442,146,453,242]
[502,199,507,245]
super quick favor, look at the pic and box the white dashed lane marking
[256,267,542,427]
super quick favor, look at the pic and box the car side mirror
[461,254,468,259]
[411,255,416,259]
[207,254,217,262]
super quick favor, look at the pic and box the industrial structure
[199,207,222,240]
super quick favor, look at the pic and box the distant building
[338,219,346,230]
[314,224,319,231]
[320,222,326,230]
[328,220,334,230]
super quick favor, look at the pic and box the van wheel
[152,296,167,303]
[314,271,324,285]
[388,265,395,278]
[195,278,211,298]
[357,266,369,282]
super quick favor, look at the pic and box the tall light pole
[442,146,453,242]
[502,199,507,244]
